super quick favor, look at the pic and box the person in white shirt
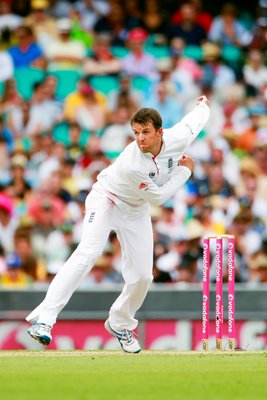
[26,95,210,353]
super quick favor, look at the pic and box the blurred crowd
[0,0,267,288]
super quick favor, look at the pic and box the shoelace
[37,324,51,333]
[121,329,136,344]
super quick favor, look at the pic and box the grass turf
[0,351,267,400]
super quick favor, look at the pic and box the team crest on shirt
[139,182,149,190]
[149,171,156,179]
[168,157,174,173]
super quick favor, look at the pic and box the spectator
[64,77,107,122]
[100,105,133,158]
[45,18,86,71]
[0,0,23,46]
[124,0,142,30]
[250,15,267,50]
[8,25,46,69]
[43,169,73,204]
[200,42,236,92]
[5,153,32,206]
[0,252,31,287]
[107,72,143,112]
[0,78,21,115]
[141,0,169,36]
[66,122,85,162]
[208,2,253,48]
[0,114,14,154]
[171,0,212,34]
[14,227,39,281]
[0,51,14,81]
[167,1,207,45]
[122,27,159,80]
[169,37,202,104]
[94,2,127,46]
[83,33,122,76]
[243,48,267,96]
[45,220,77,280]
[143,81,183,128]
[74,84,108,131]
[235,103,266,153]
[75,0,110,32]
[24,0,58,51]
[0,192,18,253]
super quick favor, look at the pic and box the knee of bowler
[134,275,153,285]
[74,245,102,265]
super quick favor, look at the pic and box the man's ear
[157,127,163,136]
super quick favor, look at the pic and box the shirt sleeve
[165,101,210,155]
[124,166,192,206]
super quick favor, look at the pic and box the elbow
[147,196,165,207]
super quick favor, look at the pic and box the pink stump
[228,237,235,350]
[202,238,210,351]
[215,237,223,350]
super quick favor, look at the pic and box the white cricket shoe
[27,323,52,345]
[104,320,141,353]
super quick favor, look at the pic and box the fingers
[197,95,210,107]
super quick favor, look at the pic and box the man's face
[132,121,162,154]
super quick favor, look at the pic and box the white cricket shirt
[93,102,210,209]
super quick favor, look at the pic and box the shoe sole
[104,320,141,354]
[27,328,51,345]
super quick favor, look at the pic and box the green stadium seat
[111,46,130,59]
[53,121,90,145]
[221,45,242,68]
[144,45,171,59]
[0,81,4,97]
[89,75,120,95]
[132,76,151,92]
[183,45,203,62]
[50,70,81,100]
[14,67,46,100]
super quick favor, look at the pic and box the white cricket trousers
[26,189,154,331]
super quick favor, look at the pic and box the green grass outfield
[0,351,267,400]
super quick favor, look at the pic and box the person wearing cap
[44,18,86,71]
[26,95,210,353]
[24,0,58,50]
[0,252,30,287]
[122,27,159,80]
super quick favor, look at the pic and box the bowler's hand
[179,154,195,173]
[197,95,210,107]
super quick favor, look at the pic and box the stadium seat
[0,81,4,97]
[183,45,203,62]
[132,76,152,92]
[111,46,130,58]
[221,45,242,68]
[53,121,90,145]
[14,68,46,100]
[144,45,171,59]
[50,70,81,100]
[89,75,120,95]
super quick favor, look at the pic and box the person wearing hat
[24,0,58,50]
[122,27,159,80]
[26,95,210,353]
[44,18,86,71]
[0,252,30,287]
